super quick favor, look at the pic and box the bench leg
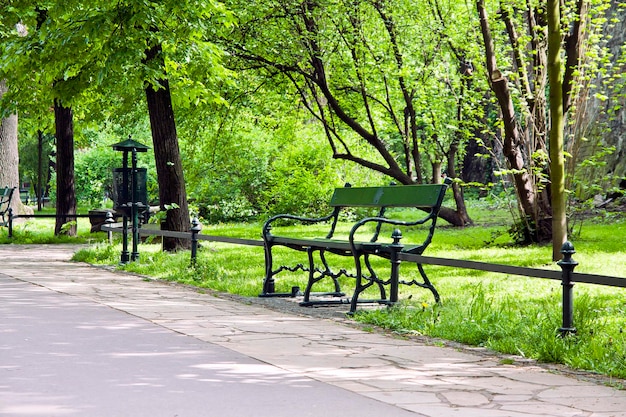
[261,244,306,297]
[321,251,343,295]
[416,263,440,303]
[302,247,317,302]
[349,253,376,314]
[261,243,276,295]
[363,254,386,300]
[350,229,405,314]
[302,249,344,303]
[351,253,398,314]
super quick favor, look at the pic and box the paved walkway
[1,244,625,417]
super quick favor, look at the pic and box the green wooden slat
[270,236,421,253]
[330,184,445,208]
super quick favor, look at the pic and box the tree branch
[562,0,586,112]
[501,6,534,107]
[332,152,412,183]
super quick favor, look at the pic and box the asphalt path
[0,276,416,417]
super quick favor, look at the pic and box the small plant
[59,221,77,235]
[149,203,180,224]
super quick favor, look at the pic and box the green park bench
[0,186,16,227]
[261,178,452,313]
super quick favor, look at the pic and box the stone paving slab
[1,244,626,417]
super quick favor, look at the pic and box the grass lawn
[14,201,626,382]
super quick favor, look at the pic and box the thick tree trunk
[0,80,27,219]
[53,99,77,236]
[144,44,191,251]
[432,161,442,183]
[565,2,624,193]
[462,137,491,184]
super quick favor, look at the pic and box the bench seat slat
[269,236,421,254]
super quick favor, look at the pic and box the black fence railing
[7,208,99,238]
[98,219,625,336]
[101,221,263,247]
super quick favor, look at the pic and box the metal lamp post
[111,136,149,264]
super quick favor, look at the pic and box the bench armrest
[348,209,439,249]
[263,210,338,239]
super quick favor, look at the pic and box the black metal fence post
[8,207,13,238]
[557,241,578,336]
[190,217,202,266]
[389,229,404,305]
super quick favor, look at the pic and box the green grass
[59,204,626,381]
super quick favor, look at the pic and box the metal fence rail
[7,209,97,238]
[101,221,624,335]
[399,252,626,288]
[102,222,264,247]
[399,248,626,336]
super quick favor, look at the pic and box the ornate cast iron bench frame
[260,178,452,313]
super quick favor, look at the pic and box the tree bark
[462,136,491,184]
[37,130,44,211]
[477,0,552,242]
[547,0,567,260]
[446,136,473,226]
[53,99,77,236]
[0,80,23,217]
[144,43,191,251]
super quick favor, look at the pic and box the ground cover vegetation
[0,213,105,244]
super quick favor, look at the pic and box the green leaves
[0,0,233,125]
[223,0,486,184]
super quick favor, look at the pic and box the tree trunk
[0,80,23,217]
[462,132,493,185]
[432,161,442,184]
[547,0,567,260]
[446,137,473,226]
[477,0,552,242]
[53,99,77,236]
[37,130,44,211]
[144,43,191,251]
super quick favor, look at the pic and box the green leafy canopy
[0,1,235,119]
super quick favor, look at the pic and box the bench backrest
[330,182,448,209]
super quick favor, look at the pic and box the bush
[187,124,348,222]
[257,138,344,218]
